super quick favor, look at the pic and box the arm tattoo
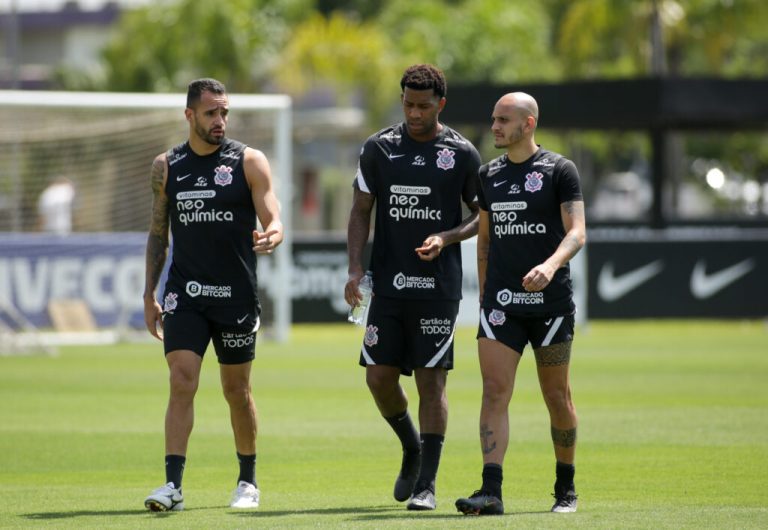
[145,234,168,297]
[562,200,576,216]
[144,158,169,297]
[551,426,577,448]
[561,232,582,256]
[534,341,572,367]
[480,423,497,455]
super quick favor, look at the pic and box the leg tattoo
[480,423,497,455]
[551,426,577,448]
[534,342,572,367]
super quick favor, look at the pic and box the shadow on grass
[231,505,551,520]
[23,506,552,522]
[21,507,216,520]
[230,505,400,518]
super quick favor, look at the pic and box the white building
[0,1,149,88]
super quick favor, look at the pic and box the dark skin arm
[415,200,480,260]
[344,188,375,307]
[142,154,170,340]
[476,208,490,304]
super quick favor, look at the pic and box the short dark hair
[186,78,227,108]
[400,64,446,99]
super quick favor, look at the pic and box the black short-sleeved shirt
[353,123,481,300]
[478,147,583,315]
[162,138,259,308]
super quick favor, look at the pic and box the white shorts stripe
[425,325,455,368]
[479,308,496,340]
[361,345,376,365]
[541,316,564,346]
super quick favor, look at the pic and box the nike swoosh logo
[177,174,192,181]
[690,259,754,299]
[597,260,664,302]
[387,153,405,160]
[237,315,248,324]
[493,180,507,187]
[435,336,448,348]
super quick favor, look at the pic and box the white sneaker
[145,482,184,512]
[230,480,260,508]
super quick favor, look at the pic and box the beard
[195,122,224,146]
[495,124,525,148]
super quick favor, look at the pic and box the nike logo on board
[177,174,192,181]
[690,259,754,299]
[597,260,664,302]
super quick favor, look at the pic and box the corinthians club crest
[525,171,544,193]
[488,309,506,326]
[435,148,456,170]
[214,165,233,186]
[364,325,379,347]
[163,292,178,313]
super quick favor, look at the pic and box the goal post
[0,90,292,343]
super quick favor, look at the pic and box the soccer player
[142,78,283,511]
[455,92,586,515]
[344,64,481,511]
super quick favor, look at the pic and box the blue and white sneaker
[145,482,184,512]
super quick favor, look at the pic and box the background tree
[554,0,768,78]
[101,0,312,92]
[272,11,400,125]
[377,0,558,83]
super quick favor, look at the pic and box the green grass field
[1,321,767,529]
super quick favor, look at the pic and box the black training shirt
[354,123,480,300]
[478,147,582,315]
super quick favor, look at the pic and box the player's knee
[222,382,251,406]
[169,369,199,398]
[481,376,513,407]
[541,385,572,411]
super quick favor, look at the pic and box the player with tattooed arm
[455,92,586,516]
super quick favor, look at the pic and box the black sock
[416,433,444,492]
[165,454,186,490]
[555,461,575,493]
[237,452,257,487]
[384,410,421,453]
[481,463,503,499]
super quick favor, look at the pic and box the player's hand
[253,229,281,254]
[344,270,364,307]
[522,263,555,292]
[144,297,164,341]
[415,235,444,261]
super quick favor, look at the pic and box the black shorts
[477,308,575,355]
[162,297,260,365]
[359,296,459,376]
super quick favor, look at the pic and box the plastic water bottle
[348,271,373,325]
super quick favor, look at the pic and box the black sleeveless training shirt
[164,138,258,306]
[354,123,480,300]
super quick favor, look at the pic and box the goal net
[0,90,292,352]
